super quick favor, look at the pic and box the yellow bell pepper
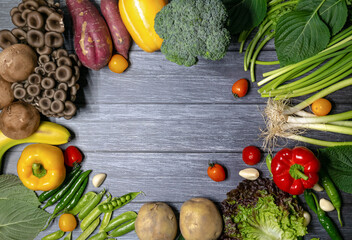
[17,143,66,191]
[119,0,168,52]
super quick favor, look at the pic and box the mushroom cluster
[12,48,80,119]
[0,0,82,119]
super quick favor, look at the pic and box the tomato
[59,213,77,232]
[311,98,332,116]
[242,146,261,165]
[207,163,226,182]
[64,146,83,167]
[108,54,129,73]
[232,78,249,98]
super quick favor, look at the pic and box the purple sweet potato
[66,0,113,70]
[101,0,131,59]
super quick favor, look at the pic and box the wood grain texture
[1,1,352,240]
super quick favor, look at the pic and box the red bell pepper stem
[293,168,309,180]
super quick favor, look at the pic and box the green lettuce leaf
[0,175,50,240]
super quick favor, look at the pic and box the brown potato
[180,198,223,240]
[135,202,178,240]
[0,44,37,82]
[0,76,14,109]
[0,101,40,139]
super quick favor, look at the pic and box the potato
[135,202,178,240]
[180,198,223,240]
[0,76,14,109]
[0,44,37,83]
[0,101,40,139]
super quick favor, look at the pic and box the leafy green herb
[222,0,267,35]
[318,146,352,194]
[0,175,50,240]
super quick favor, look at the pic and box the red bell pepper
[271,146,320,195]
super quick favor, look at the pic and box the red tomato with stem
[232,79,249,98]
[64,146,83,167]
[242,146,261,165]
[207,163,226,182]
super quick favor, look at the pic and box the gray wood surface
[1,1,352,240]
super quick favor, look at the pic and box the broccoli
[154,0,231,67]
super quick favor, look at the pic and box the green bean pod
[65,177,89,211]
[104,211,137,232]
[39,166,81,203]
[69,192,97,216]
[98,191,143,213]
[42,169,83,209]
[108,218,136,237]
[41,230,65,240]
[319,168,343,226]
[79,189,106,220]
[88,232,108,240]
[77,217,100,240]
[99,211,112,232]
[80,193,112,231]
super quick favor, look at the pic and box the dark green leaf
[318,146,352,194]
[275,10,330,66]
[296,0,348,35]
[223,0,267,35]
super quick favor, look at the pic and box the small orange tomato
[232,78,249,98]
[59,213,77,232]
[311,98,332,116]
[108,54,129,73]
[207,163,226,182]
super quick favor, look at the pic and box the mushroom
[56,49,68,59]
[54,89,67,102]
[27,11,44,29]
[36,45,52,55]
[27,29,45,48]
[56,65,72,82]
[0,77,14,109]
[27,84,41,97]
[11,28,27,41]
[24,0,40,10]
[51,99,64,113]
[43,89,55,98]
[38,54,50,65]
[10,7,20,17]
[0,44,37,83]
[43,61,57,73]
[44,31,63,48]
[0,30,18,49]
[47,71,56,79]
[28,73,42,85]
[18,3,26,12]
[35,66,46,75]
[41,77,55,89]
[13,87,27,99]
[57,56,72,67]
[57,82,68,91]
[46,12,65,33]
[11,12,26,27]
[37,5,53,17]
[39,97,51,110]
[21,9,32,21]
[63,101,77,116]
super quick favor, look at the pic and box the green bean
[63,232,72,240]
[77,218,100,240]
[109,218,136,237]
[104,211,137,232]
[304,190,343,240]
[69,192,97,215]
[39,166,81,203]
[42,169,83,209]
[88,232,108,240]
[65,177,89,211]
[319,168,343,226]
[41,230,65,240]
[79,189,106,220]
[99,211,112,232]
[98,191,143,213]
[80,193,112,231]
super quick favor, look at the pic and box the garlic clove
[92,173,107,188]
[239,168,260,181]
[319,198,335,212]
[303,211,311,226]
[312,183,324,192]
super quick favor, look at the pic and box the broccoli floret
[154,0,231,67]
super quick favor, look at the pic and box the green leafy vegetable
[0,175,50,240]
[221,177,307,239]
[222,0,267,35]
[318,146,352,194]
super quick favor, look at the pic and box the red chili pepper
[271,146,320,195]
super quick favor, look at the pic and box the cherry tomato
[232,78,249,98]
[59,213,77,232]
[64,146,83,167]
[311,98,332,116]
[108,54,129,73]
[242,146,261,165]
[207,163,226,182]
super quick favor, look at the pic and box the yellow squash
[119,0,168,52]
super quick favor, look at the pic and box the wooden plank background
[1,1,352,239]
